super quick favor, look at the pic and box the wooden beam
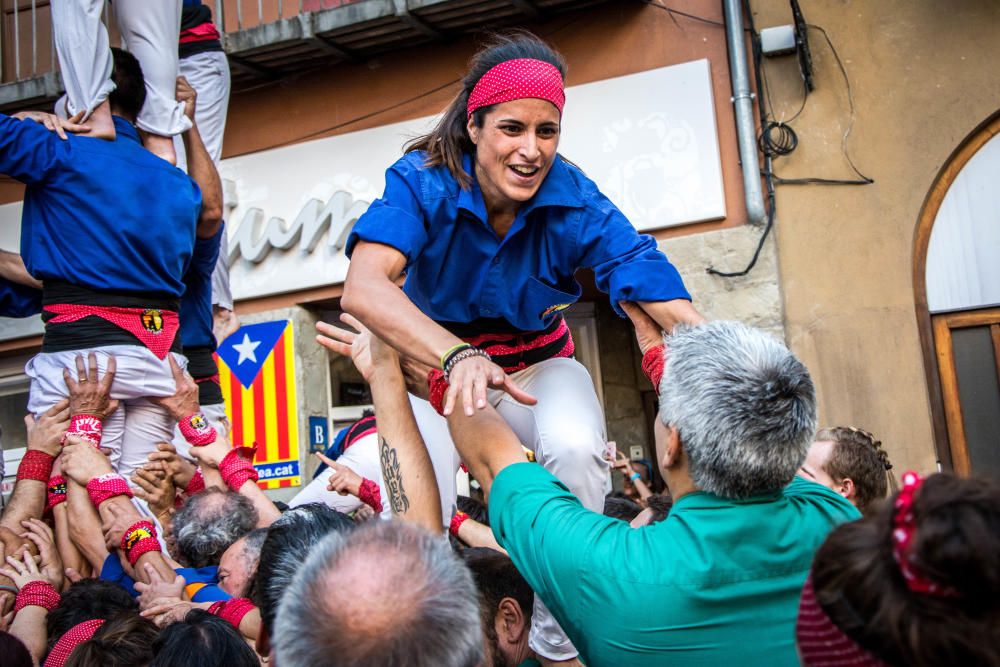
[932,316,970,476]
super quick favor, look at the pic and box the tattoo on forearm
[379,436,410,514]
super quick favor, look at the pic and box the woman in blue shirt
[336,32,702,662]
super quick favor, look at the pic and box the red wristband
[178,412,217,446]
[209,597,256,628]
[219,447,258,492]
[449,510,470,537]
[64,413,103,447]
[16,450,54,482]
[86,473,133,507]
[185,468,206,496]
[357,478,383,513]
[47,475,68,511]
[121,519,160,566]
[641,344,666,392]
[13,580,61,613]
[427,369,448,417]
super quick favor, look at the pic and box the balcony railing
[0,0,612,111]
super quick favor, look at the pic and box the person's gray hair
[273,521,482,667]
[173,488,258,568]
[658,321,817,498]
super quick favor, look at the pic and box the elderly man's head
[217,528,268,598]
[273,521,482,667]
[172,489,258,568]
[656,321,816,499]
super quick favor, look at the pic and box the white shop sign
[0,59,724,335]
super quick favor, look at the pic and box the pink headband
[892,471,959,597]
[796,576,887,666]
[45,619,105,667]
[467,58,565,118]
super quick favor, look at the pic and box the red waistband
[194,374,221,386]
[44,304,179,360]
[180,22,221,44]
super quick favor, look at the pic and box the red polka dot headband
[467,58,565,119]
[891,471,960,597]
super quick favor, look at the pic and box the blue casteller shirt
[0,114,201,298]
[0,277,41,318]
[101,555,231,602]
[179,224,223,349]
[347,152,690,332]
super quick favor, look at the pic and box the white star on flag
[232,333,262,365]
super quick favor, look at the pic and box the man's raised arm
[176,76,223,239]
[316,315,442,533]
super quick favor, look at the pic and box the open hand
[13,109,90,140]
[135,563,186,612]
[443,355,536,417]
[146,442,196,490]
[63,353,118,419]
[150,356,199,422]
[132,464,176,520]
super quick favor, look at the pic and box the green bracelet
[440,343,473,371]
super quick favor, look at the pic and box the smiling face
[467,97,561,215]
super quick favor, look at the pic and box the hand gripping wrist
[220,447,259,492]
[13,580,61,613]
[86,472,133,507]
[17,450,55,482]
[48,475,68,511]
[121,519,161,567]
[63,413,103,447]
[179,412,217,446]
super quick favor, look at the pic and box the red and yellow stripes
[217,322,301,489]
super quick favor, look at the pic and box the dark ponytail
[405,31,566,189]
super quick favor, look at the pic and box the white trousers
[288,432,391,520]
[412,357,609,661]
[52,0,190,136]
[174,49,233,311]
[171,400,229,463]
[290,399,462,528]
[26,346,186,478]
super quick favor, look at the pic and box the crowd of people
[0,5,998,666]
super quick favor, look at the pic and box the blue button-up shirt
[347,151,690,332]
[0,114,201,299]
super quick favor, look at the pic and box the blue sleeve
[346,156,429,266]
[100,554,139,597]
[0,278,42,318]
[191,223,223,277]
[0,114,62,185]
[490,463,627,623]
[576,190,691,316]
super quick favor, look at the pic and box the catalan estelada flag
[215,320,301,489]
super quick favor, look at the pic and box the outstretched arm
[317,314,442,533]
[176,76,223,238]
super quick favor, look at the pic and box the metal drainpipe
[722,0,766,225]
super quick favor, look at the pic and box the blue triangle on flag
[216,320,288,389]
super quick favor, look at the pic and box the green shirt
[490,463,861,667]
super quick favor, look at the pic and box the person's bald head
[273,521,482,667]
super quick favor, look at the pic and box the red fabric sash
[44,304,179,360]
[179,22,221,44]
